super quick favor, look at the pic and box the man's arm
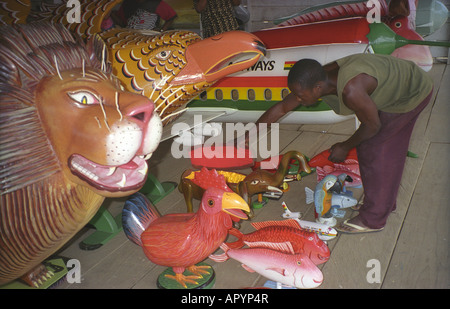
[239,93,301,147]
[328,73,381,162]
[256,93,302,126]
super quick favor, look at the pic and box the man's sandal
[336,219,384,234]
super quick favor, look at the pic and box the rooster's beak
[221,191,250,220]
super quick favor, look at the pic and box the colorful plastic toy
[210,243,323,289]
[122,188,249,288]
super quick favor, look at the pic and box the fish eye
[155,50,172,60]
[297,261,301,265]
[68,91,100,105]
[207,199,215,207]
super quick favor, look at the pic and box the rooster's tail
[122,192,160,246]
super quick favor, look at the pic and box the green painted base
[252,197,268,209]
[157,262,215,289]
[0,258,68,289]
[79,205,123,251]
[140,174,177,204]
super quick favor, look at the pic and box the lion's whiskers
[53,55,63,80]
[115,91,123,121]
[82,59,85,78]
[101,44,106,72]
[154,84,174,112]
[161,107,187,122]
[94,116,102,128]
[98,97,111,132]
[159,86,185,116]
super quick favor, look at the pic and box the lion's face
[35,68,162,197]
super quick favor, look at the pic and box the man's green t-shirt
[321,54,433,115]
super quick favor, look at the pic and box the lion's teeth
[142,153,153,161]
[138,163,148,176]
[117,174,127,187]
[106,166,116,176]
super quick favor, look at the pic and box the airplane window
[281,88,290,99]
[199,91,207,101]
[215,89,223,101]
[247,89,255,101]
[264,89,272,101]
[231,89,239,101]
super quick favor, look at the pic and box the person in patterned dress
[194,0,241,38]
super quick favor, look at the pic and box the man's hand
[328,142,351,163]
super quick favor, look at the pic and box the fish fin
[322,165,335,173]
[241,264,256,273]
[266,267,286,276]
[343,159,358,165]
[251,219,300,231]
[122,192,160,246]
[315,166,325,180]
[246,241,296,255]
[226,227,245,249]
[305,187,314,204]
[208,252,229,263]
[208,243,230,262]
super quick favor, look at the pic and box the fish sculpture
[226,219,330,265]
[309,147,362,188]
[210,243,323,289]
[305,174,358,225]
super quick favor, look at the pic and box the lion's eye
[155,50,172,61]
[68,91,100,105]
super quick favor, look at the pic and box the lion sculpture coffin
[0,22,163,286]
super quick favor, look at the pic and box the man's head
[287,59,326,106]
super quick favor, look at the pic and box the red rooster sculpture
[122,185,249,288]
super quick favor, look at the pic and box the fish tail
[122,192,160,246]
[226,227,245,249]
[305,187,314,204]
[209,243,230,263]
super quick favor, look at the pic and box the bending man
[255,54,433,233]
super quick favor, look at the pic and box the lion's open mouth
[69,153,150,192]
